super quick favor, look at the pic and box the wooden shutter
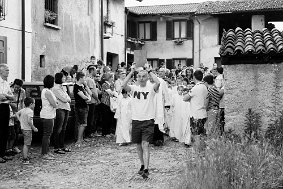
[186,58,193,66]
[151,22,157,41]
[0,36,7,64]
[187,20,194,39]
[166,20,173,40]
[131,21,137,38]
[166,59,173,69]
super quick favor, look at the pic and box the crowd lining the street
[0,57,224,179]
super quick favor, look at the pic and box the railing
[0,0,6,21]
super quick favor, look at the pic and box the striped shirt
[207,85,221,110]
[101,82,111,107]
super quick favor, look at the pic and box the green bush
[179,138,283,189]
[265,111,283,152]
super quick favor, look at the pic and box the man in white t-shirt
[184,70,208,150]
[122,65,160,179]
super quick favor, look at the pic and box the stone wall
[224,63,283,134]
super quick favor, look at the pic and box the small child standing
[15,97,38,164]
[114,89,132,146]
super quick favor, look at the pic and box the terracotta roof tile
[196,0,283,15]
[127,3,199,15]
[219,27,283,57]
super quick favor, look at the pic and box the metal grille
[0,0,6,21]
[44,0,58,25]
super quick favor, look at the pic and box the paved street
[0,137,188,189]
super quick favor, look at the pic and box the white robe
[170,94,184,140]
[114,96,132,143]
[180,101,191,144]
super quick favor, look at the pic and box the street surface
[0,136,188,189]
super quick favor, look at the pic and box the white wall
[194,15,220,69]
[0,0,32,82]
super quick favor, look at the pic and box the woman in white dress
[180,88,191,146]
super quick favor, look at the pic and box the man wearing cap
[122,65,160,179]
[85,65,99,138]
[0,64,15,163]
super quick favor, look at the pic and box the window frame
[138,21,152,40]
[147,58,159,69]
[44,0,58,26]
[173,20,187,39]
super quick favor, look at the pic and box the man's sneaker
[141,170,149,179]
[13,146,21,154]
[22,159,30,165]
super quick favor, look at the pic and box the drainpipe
[195,17,201,67]
[100,0,104,61]
[22,0,25,80]
[125,9,129,65]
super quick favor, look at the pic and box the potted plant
[173,38,184,45]
[44,10,57,23]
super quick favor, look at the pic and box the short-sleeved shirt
[189,82,208,119]
[130,83,156,121]
[207,85,221,110]
[74,84,88,109]
[18,108,34,130]
[85,76,97,104]
[0,77,12,104]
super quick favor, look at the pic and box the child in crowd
[6,106,16,156]
[114,89,132,146]
[180,88,191,146]
[15,97,38,165]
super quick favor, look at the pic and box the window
[147,59,159,69]
[172,58,193,68]
[138,22,157,41]
[166,20,193,40]
[127,21,137,38]
[40,55,45,68]
[45,0,58,25]
[0,0,7,21]
[0,36,7,64]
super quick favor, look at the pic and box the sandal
[54,149,66,154]
[62,148,71,152]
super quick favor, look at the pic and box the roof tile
[196,0,283,15]
[220,27,283,57]
[127,3,199,15]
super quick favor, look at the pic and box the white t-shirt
[189,82,208,119]
[130,83,156,121]
[18,108,34,130]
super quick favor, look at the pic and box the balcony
[126,38,145,51]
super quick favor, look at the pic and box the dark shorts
[22,130,32,146]
[75,107,89,126]
[190,117,207,136]
[132,119,155,144]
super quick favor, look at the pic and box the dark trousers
[153,124,164,143]
[53,109,69,149]
[42,119,54,155]
[85,103,95,136]
[94,104,103,133]
[0,104,10,157]
[101,103,112,136]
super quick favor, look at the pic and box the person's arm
[148,71,160,92]
[88,79,99,101]
[27,111,38,132]
[121,67,135,92]
[83,81,92,96]
[53,87,70,103]
[15,110,21,121]
[45,90,58,108]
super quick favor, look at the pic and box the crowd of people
[0,57,225,179]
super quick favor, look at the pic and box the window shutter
[187,20,194,39]
[186,58,193,66]
[158,59,165,68]
[166,21,173,40]
[0,36,7,64]
[131,21,137,38]
[151,22,157,41]
[166,59,173,69]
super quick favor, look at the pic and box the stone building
[0,0,33,82]
[220,27,283,133]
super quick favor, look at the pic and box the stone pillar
[251,15,265,31]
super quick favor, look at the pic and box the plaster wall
[128,15,193,61]
[252,15,265,31]
[194,15,220,69]
[103,0,125,69]
[0,0,32,82]
[31,0,100,81]
[224,63,283,134]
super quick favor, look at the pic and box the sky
[125,0,221,7]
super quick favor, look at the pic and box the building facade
[0,0,32,82]
[126,4,198,69]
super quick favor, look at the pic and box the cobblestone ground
[0,136,189,189]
